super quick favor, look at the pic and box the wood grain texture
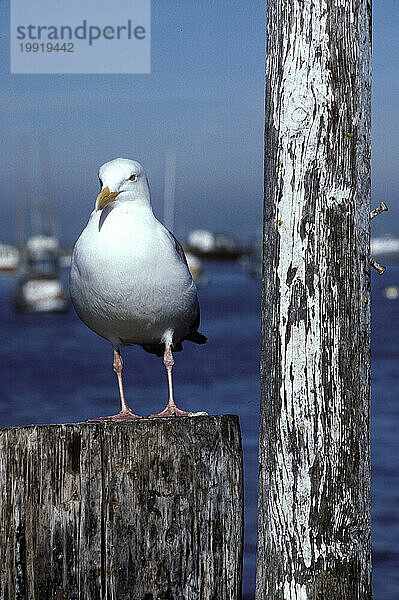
[0,415,243,600]
[257,1,372,599]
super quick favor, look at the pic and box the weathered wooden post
[257,1,372,598]
[0,416,243,599]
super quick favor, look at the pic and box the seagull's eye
[129,173,137,182]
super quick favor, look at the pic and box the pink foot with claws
[148,343,193,418]
[87,408,142,422]
[87,348,142,422]
[148,405,191,418]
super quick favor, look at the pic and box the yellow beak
[95,186,120,211]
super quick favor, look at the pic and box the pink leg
[149,345,191,418]
[87,349,142,421]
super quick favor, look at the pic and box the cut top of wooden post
[0,415,243,600]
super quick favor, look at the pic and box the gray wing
[165,227,190,270]
[163,227,207,346]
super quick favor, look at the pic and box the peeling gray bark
[257,1,372,599]
[0,416,243,600]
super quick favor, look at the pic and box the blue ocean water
[0,261,398,598]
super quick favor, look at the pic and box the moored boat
[13,235,69,313]
[185,229,251,261]
[0,243,20,273]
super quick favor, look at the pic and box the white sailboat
[0,244,20,273]
[13,139,69,313]
[14,235,69,313]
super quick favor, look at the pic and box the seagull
[70,158,207,420]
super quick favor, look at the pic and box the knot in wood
[288,104,311,131]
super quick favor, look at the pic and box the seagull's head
[95,158,150,211]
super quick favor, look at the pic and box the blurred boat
[59,248,72,268]
[185,251,208,287]
[185,229,251,261]
[383,285,399,300]
[371,236,399,263]
[13,138,69,313]
[13,235,69,313]
[239,238,262,279]
[0,244,20,273]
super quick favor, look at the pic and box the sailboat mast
[163,151,176,233]
[40,136,57,238]
[15,140,29,249]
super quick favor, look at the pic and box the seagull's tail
[185,331,207,345]
[141,332,207,355]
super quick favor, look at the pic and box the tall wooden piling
[257,1,372,599]
[0,415,243,600]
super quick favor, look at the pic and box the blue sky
[0,0,398,244]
